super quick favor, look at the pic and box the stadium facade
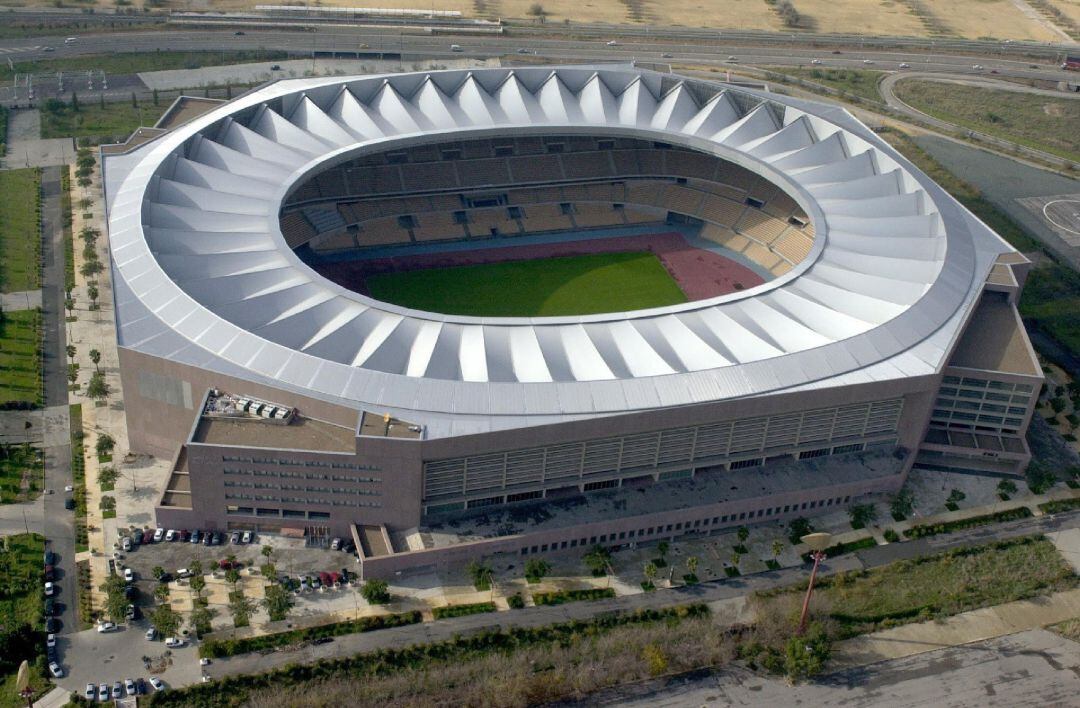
[103,65,1041,576]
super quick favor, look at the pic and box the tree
[99,495,115,512]
[730,551,742,570]
[1026,461,1056,494]
[99,575,128,622]
[98,466,118,488]
[89,348,101,369]
[70,90,79,112]
[131,91,138,108]
[527,2,546,15]
[95,433,115,458]
[997,479,1018,497]
[736,526,750,545]
[87,370,110,404]
[225,566,241,589]
[64,294,75,318]
[67,365,78,386]
[65,344,76,361]
[771,539,784,562]
[583,544,611,577]
[189,560,206,599]
[78,197,93,211]
[153,583,170,604]
[150,605,181,638]
[847,503,877,529]
[946,489,966,508]
[657,540,670,564]
[79,259,103,278]
[77,174,93,189]
[260,561,276,583]
[524,558,551,584]
[890,489,915,520]
[788,517,814,545]
[152,566,166,582]
[261,545,274,560]
[360,578,390,604]
[466,559,493,591]
[642,561,657,585]
[87,284,99,310]
[685,555,699,577]
[228,591,256,628]
[262,583,293,622]
[191,606,217,637]
[152,88,159,105]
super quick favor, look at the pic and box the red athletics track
[313,232,765,302]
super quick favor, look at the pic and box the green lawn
[893,79,1080,163]
[365,252,688,317]
[0,50,287,83]
[0,168,42,293]
[0,534,49,708]
[778,67,885,103]
[0,444,42,504]
[0,310,42,407]
[40,101,164,141]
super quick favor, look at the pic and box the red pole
[796,550,825,636]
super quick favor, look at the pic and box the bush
[801,536,876,562]
[904,507,1033,538]
[1038,498,1080,514]
[787,517,813,544]
[507,593,525,609]
[889,489,914,521]
[200,611,422,658]
[360,578,390,605]
[848,503,877,529]
[432,602,496,620]
[1026,462,1057,495]
[883,529,900,543]
[532,587,615,606]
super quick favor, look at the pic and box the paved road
[602,628,1080,707]
[206,508,1080,682]
[39,165,78,635]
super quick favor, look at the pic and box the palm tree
[771,539,784,565]
[643,561,657,587]
[89,349,101,370]
[686,555,699,579]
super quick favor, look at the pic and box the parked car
[218,559,239,570]
[340,568,351,584]
[190,530,201,544]
[64,497,75,510]
[45,618,59,633]
[146,627,157,640]
[149,677,165,692]
[137,678,147,694]
[84,683,96,700]
[124,568,134,583]
[176,568,192,579]
[130,531,141,546]
[121,537,132,552]
[153,528,165,543]
[213,532,224,545]
[203,532,213,546]
[899,62,910,69]
[124,585,138,601]
[44,550,56,565]
[270,64,281,70]
[125,678,136,696]
[44,582,54,596]
[330,537,341,551]
[164,637,185,648]
[606,40,618,46]
[44,598,56,616]
[230,532,241,544]
[44,565,55,581]
[125,604,141,621]
[47,633,56,648]
[179,530,190,542]
[242,531,253,544]
[112,682,122,699]
[165,529,177,542]
[48,662,64,678]
[96,621,118,633]
[811,58,822,65]
[199,657,211,666]
[99,683,110,701]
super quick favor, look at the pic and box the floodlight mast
[797,532,832,636]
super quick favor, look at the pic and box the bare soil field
[11,0,1072,39]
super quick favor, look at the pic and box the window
[441,149,462,160]
[385,152,408,164]
[493,144,514,156]
[545,143,565,153]
[730,458,763,469]
[307,511,330,520]
[745,197,765,209]
[597,139,615,150]
[799,449,829,460]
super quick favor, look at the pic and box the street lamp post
[796,532,832,636]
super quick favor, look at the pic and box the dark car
[130,532,141,546]
[213,532,224,545]
[270,64,281,70]
[312,636,333,645]
[44,565,55,581]
[44,599,56,617]
[234,30,245,35]
[179,530,190,542]
[45,618,59,633]
[124,585,139,600]
[142,530,154,545]
[44,550,56,565]
[203,532,213,546]
[137,678,147,695]
[64,497,75,510]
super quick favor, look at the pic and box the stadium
[103,65,1042,576]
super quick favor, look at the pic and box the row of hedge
[431,602,496,620]
[199,610,421,658]
[1038,498,1080,515]
[903,507,1033,539]
[532,587,616,606]
[801,536,877,563]
[154,604,710,706]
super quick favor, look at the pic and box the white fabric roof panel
[104,65,1015,429]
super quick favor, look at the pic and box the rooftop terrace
[950,297,1039,377]
[192,415,355,452]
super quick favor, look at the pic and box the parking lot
[53,622,200,698]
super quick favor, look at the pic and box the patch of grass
[432,602,497,620]
[532,588,616,606]
[40,101,163,141]
[765,559,781,570]
[759,535,1076,639]
[0,309,43,407]
[0,50,288,84]
[506,593,525,609]
[102,510,116,519]
[0,533,46,631]
[365,251,688,317]
[893,80,1080,163]
[1050,617,1080,642]
[903,507,1033,538]
[0,168,42,293]
[60,169,75,293]
[780,67,885,103]
[724,566,741,578]
[0,443,42,504]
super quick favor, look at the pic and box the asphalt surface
[39,165,78,635]
[206,508,1080,682]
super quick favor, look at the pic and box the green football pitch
[364,251,688,317]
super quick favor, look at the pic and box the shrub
[200,611,422,658]
[524,558,551,584]
[532,587,615,606]
[1026,462,1057,494]
[904,507,1033,538]
[801,536,876,562]
[848,503,877,529]
[507,593,525,609]
[787,517,813,544]
[360,578,390,605]
[883,528,900,543]
[1038,498,1080,514]
[890,489,914,521]
[432,602,496,620]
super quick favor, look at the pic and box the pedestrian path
[0,289,41,311]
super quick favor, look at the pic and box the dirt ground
[13,0,1072,39]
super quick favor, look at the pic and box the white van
[450,44,463,52]
[64,37,78,44]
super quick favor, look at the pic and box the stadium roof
[104,65,1013,437]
